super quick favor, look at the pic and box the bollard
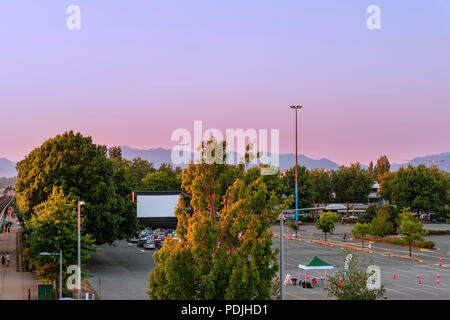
[45,292,47,300]
[417,255,419,262]
[355,245,357,251]
[417,274,420,279]
[388,249,390,257]
[28,289,31,300]
[440,258,442,266]
[437,273,440,279]
[437,279,440,284]
[418,279,421,285]
[92,293,95,300]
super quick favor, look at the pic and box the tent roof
[298,256,334,270]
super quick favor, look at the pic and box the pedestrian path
[0,218,40,300]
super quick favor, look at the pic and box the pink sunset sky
[0,1,449,165]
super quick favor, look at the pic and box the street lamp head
[78,201,85,207]
[290,105,303,110]
[39,252,50,256]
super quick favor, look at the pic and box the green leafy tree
[148,140,292,300]
[108,146,123,160]
[24,187,95,297]
[375,155,390,181]
[331,163,374,213]
[287,221,300,239]
[370,204,393,237]
[358,204,377,224]
[391,165,446,214]
[326,249,386,300]
[141,171,181,191]
[15,131,137,244]
[397,208,428,257]
[315,211,340,241]
[309,169,333,206]
[351,223,372,248]
[378,171,394,203]
[368,161,376,180]
[283,165,316,209]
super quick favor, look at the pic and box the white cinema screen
[136,192,181,218]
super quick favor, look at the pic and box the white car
[143,240,156,250]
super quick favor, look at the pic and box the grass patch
[358,235,435,249]
[425,229,450,235]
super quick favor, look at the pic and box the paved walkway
[0,218,40,300]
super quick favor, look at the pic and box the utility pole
[290,106,303,223]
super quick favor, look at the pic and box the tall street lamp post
[40,251,62,299]
[290,106,303,222]
[77,201,85,300]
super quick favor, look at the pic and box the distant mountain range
[1,149,448,178]
[121,146,450,173]
[0,158,16,178]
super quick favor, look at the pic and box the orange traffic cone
[418,279,422,285]
[339,281,342,287]
[393,274,396,280]
[388,249,390,257]
[437,273,440,278]
[417,254,419,262]
[437,279,440,284]
[440,258,442,266]
[346,243,348,249]
[417,274,420,279]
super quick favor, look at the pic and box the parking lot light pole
[77,201,85,300]
[290,106,302,223]
[40,251,62,299]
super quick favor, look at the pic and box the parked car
[137,236,148,247]
[143,240,156,250]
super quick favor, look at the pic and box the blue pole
[295,183,298,221]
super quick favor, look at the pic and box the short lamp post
[40,251,62,299]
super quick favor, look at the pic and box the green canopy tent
[298,256,334,287]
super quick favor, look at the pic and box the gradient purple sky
[1,1,449,165]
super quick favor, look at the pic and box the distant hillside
[391,152,450,172]
[120,146,341,171]
[0,158,16,178]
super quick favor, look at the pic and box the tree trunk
[324,232,327,242]
[362,238,364,248]
[409,243,412,257]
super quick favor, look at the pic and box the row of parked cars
[127,228,177,250]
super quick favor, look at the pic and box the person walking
[5,253,10,267]
[7,222,11,233]
[1,253,5,268]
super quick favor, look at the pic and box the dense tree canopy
[148,140,292,300]
[282,165,316,209]
[309,169,333,205]
[391,165,446,214]
[331,163,374,204]
[24,187,95,292]
[15,131,137,244]
[375,155,390,180]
